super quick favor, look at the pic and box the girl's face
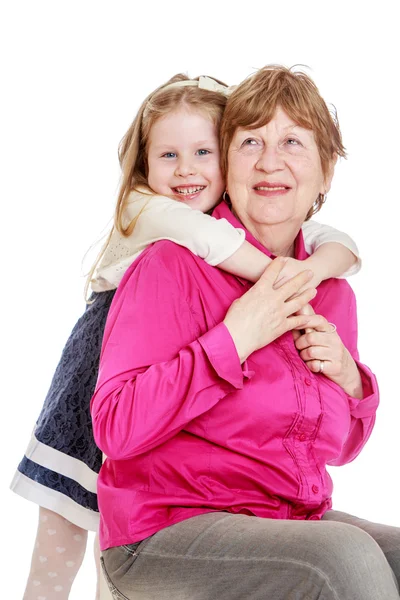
[147,107,225,213]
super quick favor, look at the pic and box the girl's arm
[265,221,361,290]
[304,242,357,285]
[129,191,274,280]
[93,190,248,291]
[301,220,361,280]
[134,196,361,284]
[95,191,361,290]
[212,219,361,285]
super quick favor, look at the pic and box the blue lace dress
[10,291,115,531]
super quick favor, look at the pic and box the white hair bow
[198,76,235,96]
[164,76,235,97]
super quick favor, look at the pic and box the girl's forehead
[149,109,218,144]
[154,107,216,127]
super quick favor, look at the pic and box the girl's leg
[94,533,101,600]
[323,509,400,589]
[94,533,114,600]
[23,507,88,600]
[102,512,399,600]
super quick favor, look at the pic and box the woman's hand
[223,257,317,363]
[293,312,363,399]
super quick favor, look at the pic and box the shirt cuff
[198,322,254,389]
[347,361,379,418]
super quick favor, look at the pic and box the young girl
[11,73,360,600]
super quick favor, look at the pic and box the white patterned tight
[23,507,100,600]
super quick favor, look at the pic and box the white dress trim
[10,471,99,531]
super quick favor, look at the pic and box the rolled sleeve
[198,323,254,389]
[347,361,380,419]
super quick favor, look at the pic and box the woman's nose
[256,145,284,173]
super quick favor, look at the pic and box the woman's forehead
[234,111,313,136]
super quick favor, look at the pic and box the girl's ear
[323,154,338,194]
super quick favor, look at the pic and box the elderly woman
[91,66,400,599]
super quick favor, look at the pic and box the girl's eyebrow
[152,145,177,152]
[152,139,218,151]
[194,139,218,146]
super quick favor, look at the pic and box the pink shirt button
[312,484,319,494]
[298,433,307,442]
[304,378,312,386]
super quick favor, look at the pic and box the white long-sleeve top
[91,189,360,292]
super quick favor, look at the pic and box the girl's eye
[196,149,210,156]
[162,152,177,159]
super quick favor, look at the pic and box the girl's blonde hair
[220,65,346,220]
[85,73,228,301]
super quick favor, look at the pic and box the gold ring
[318,360,324,373]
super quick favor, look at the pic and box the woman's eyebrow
[282,124,302,132]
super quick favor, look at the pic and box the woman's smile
[253,181,292,197]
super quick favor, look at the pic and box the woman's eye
[196,149,210,156]
[241,138,258,147]
[286,138,301,146]
[162,152,177,159]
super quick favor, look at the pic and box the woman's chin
[251,207,293,226]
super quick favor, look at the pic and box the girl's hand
[274,257,322,293]
[293,313,363,398]
[223,257,316,363]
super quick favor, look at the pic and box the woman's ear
[323,154,338,194]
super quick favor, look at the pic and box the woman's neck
[233,210,299,257]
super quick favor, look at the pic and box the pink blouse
[91,202,379,551]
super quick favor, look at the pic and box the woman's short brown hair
[220,65,346,216]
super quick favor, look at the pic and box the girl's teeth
[175,186,205,195]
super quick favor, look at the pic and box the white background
[1,1,399,598]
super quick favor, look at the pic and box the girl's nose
[175,158,197,177]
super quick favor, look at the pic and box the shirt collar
[212,201,309,261]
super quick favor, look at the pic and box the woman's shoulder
[311,277,356,325]
[148,239,201,266]
[122,240,205,288]
[315,276,355,302]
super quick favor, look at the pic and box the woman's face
[227,107,332,229]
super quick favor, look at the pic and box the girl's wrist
[304,255,324,284]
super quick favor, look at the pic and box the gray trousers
[101,510,400,599]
